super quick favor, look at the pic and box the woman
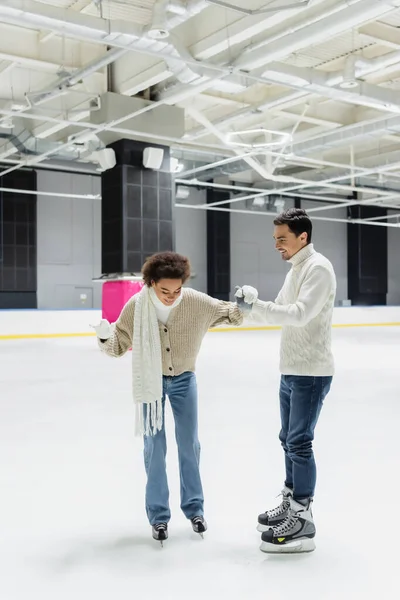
[93,251,243,544]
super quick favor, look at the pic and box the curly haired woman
[93,252,243,544]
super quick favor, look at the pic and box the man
[236,207,336,554]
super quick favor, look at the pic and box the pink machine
[101,278,144,323]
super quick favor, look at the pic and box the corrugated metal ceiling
[282,30,376,68]
[33,0,78,6]
[34,0,156,25]
[378,8,400,27]
[84,0,156,24]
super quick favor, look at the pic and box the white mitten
[91,319,112,340]
[235,285,258,304]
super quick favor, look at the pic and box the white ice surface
[1,327,399,600]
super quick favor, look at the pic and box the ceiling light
[339,80,359,89]
[147,27,169,39]
[226,128,292,149]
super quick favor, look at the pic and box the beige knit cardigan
[99,287,243,376]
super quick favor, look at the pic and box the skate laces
[267,495,290,518]
[272,510,298,536]
[154,522,167,531]
[269,501,290,518]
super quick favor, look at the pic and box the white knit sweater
[251,244,336,376]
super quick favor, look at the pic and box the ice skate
[190,516,207,538]
[260,497,316,554]
[152,522,168,546]
[257,485,293,532]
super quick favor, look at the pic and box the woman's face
[152,278,183,306]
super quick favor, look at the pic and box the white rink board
[0,306,400,338]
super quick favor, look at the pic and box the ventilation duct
[292,115,400,157]
[339,55,358,89]
[148,0,170,39]
[205,0,311,15]
[89,92,185,146]
[0,120,113,168]
[0,0,210,88]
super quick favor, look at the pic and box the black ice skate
[260,497,316,554]
[190,516,207,538]
[257,485,293,532]
[152,522,168,546]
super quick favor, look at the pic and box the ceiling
[1,0,400,227]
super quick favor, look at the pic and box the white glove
[235,285,258,304]
[90,319,112,340]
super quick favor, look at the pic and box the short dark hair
[142,251,191,287]
[273,208,312,243]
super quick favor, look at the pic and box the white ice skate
[260,498,316,554]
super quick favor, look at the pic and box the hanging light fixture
[226,128,292,149]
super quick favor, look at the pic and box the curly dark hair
[142,252,191,287]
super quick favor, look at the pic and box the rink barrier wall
[0,306,400,340]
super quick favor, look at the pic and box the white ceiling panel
[0,0,399,207]
[283,30,377,68]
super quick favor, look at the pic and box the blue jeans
[279,375,332,501]
[143,372,204,525]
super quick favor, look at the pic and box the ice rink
[1,324,399,600]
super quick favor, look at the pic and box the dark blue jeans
[279,375,332,501]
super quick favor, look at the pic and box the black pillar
[101,139,174,275]
[0,169,37,308]
[347,203,388,306]
[207,187,230,300]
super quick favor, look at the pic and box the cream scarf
[132,285,182,436]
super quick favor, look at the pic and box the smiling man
[236,207,336,554]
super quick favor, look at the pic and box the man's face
[273,224,308,261]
